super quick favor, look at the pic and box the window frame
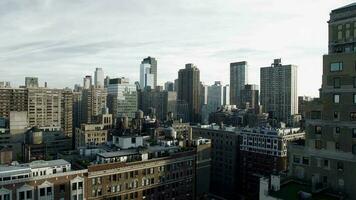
[330,62,343,72]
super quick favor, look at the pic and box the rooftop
[28,159,70,169]
[269,180,342,200]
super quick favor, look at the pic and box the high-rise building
[75,123,108,148]
[0,81,10,88]
[138,90,177,120]
[289,4,356,198]
[174,78,179,92]
[240,84,259,113]
[61,89,73,137]
[298,96,313,116]
[81,87,107,124]
[260,59,298,124]
[107,78,137,119]
[207,81,223,114]
[104,76,110,88]
[83,75,92,89]
[140,57,157,89]
[94,68,104,88]
[164,81,174,91]
[230,61,248,106]
[223,84,230,105]
[27,88,62,128]
[178,64,201,123]
[25,77,39,88]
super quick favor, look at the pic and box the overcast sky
[0,0,354,96]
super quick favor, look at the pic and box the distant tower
[94,68,104,88]
[260,59,297,124]
[83,76,92,89]
[230,61,248,106]
[178,63,201,123]
[140,57,157,90]
[25,77,39,88]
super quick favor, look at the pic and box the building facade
[260,59,298,125]
[140,57,157,90]
[230,61,248,106]
[240,84,259,113]
[178,64,201,123]
[289,4,356,198]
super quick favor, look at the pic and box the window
[315,126,322,134]
[333,94,340,103]
[302,157,309,165]
[40,188,45,196]
[60,184,65,193]
[334,78,340,88]
[19,191,25,200]
[78,182,83,189]
[315,140,322,149]
[330,62,343,72]
[47,187,52,195]
[53,169,57,174]
[335,142,340,150]
[311,111,321,119]
[353,128,356,138]
[26,191,32,199]
[72,183,77,190]
[131,137,136,143]
[334,112,340,120]
[324,159,329,168]
[351,112,356,121]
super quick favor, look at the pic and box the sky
[0,0,354,97]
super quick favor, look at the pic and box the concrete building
[138,90,177,121]
[192,125,240,199]
[164,81,174,91]
[113,135,143,149]
[230,61,248,106]
[0,81,11,88]
[140,57,157,89]
[27,88,62,128]
[61,89,73,137]
[94,68,104,88]
[75,124,108,148]
[0,88,28,119]
[288,4,356,198]
[25,77,38,88]
[178,64,201,123]
[260,59,298,125]
[223,84,230,105]
[238,127,305,199]
[0,159,87,200]
[104,76,110,88]
[298,96,314,116]
[192,138,211,199]
[81,86,107,124]
[107,78,137,119]
[240,84,259,113]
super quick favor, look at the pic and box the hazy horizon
[0,0,354,97]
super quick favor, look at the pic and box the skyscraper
[260,59,298,124]
[207,81,224,114]
[289,4,356,197]
[178,64,201,123]
[61,89,73,137]
[230,61,248,106]
[83,76,92,89]
[107,78,137,119]
[94,68,104,88]
[223,84,230,105]
[81,86,107,124]
[164,81,174,91]
[140,57,157,89]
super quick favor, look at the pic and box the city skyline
[0,0,354,97]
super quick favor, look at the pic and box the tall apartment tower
[94,68,104,88]
[61,89,73,137]
[164,81,174,91]
[260,59,298,124]
[81,86,107,124]
[289,4,356,198]
[230,61,248,106]
[140,57,157,89]
[178,64,201,123]
[207,81,224,114]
